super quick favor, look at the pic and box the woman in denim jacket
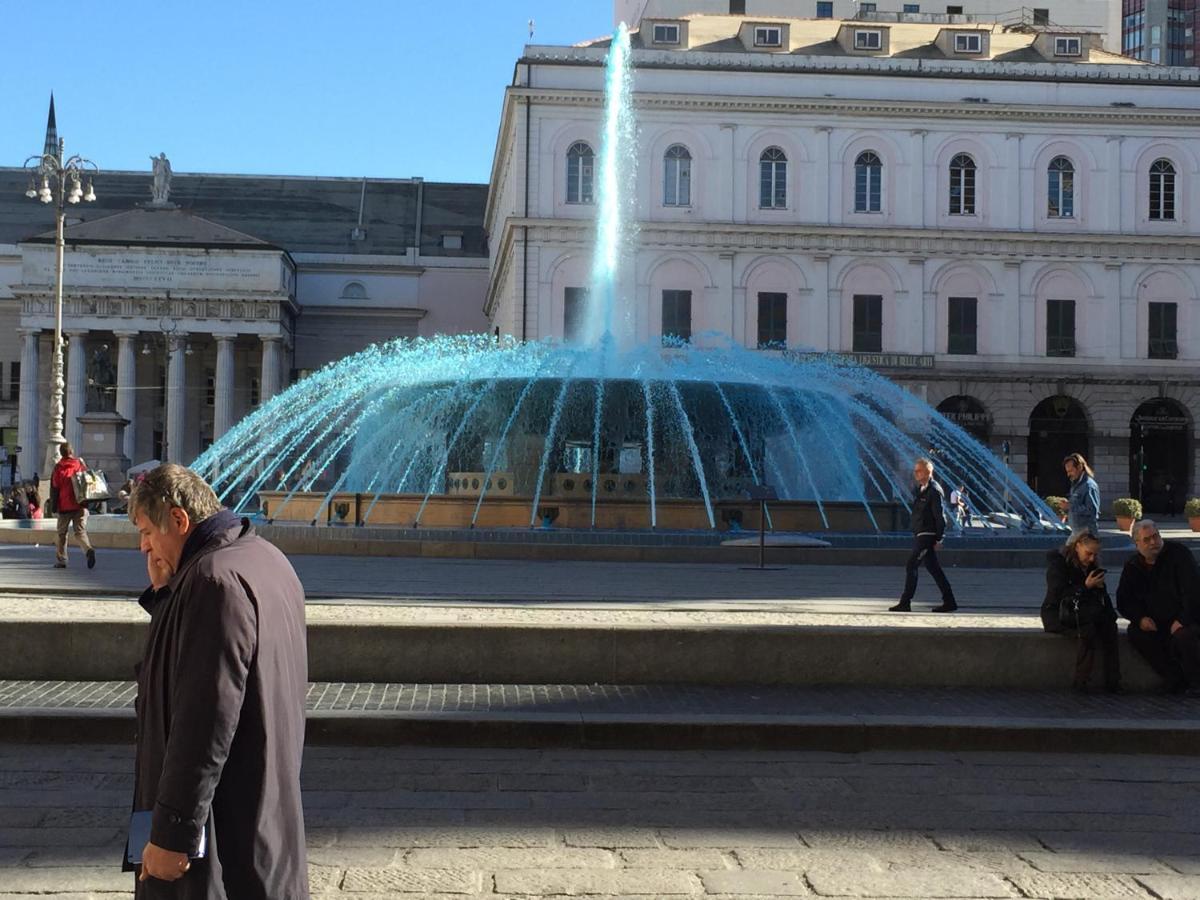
[1064,452,1100,537]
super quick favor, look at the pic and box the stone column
[16,329,40,480]
[807,255,831,352]
[214,334,237,441]
[65,330,88,453]
[165,334,188,463]
[260,336,282,405]
[114,331,138,466]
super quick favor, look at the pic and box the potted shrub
[1186,498,1200,532]
[1044,495,1069,522]
[1113,498,1143,533]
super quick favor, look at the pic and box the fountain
[192,25,1059,535]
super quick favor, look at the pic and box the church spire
[42,93,58,159]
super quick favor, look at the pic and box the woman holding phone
[1041,531,1121,693]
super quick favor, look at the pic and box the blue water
[191,24,1060,534]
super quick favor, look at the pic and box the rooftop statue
[150,153,172,206]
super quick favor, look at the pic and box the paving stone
[1137,874,1200,899]
[500,773,588,791]
[0,847,30,866]
[806,863,1013,897]
[1164,858,1200,875]
[494,868,702,896]
[660,829,802,848]
[1038,831,1200,856]
[337,826,555,848]
[341,865,482,893]
[619,848,733,869]
[0,866,133,892]
[308,864,343,892]
[799,830,941,852]
[931,832,1045,853]
[405,774,496,792]
[40,807,127,828]
[306,846,399,867]
[405,847,615,869]
[22,842,128,867]
[0,826,121,847]
[701,869,811,895]
[1020,850,1172,874]
[1006,872,1154,898]
[562,828,662,848]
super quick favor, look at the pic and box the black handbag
[1059,589,1110,630]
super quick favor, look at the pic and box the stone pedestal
[77,411,131,484]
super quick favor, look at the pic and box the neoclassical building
[0,163,488,482]
[486,14,1200,511]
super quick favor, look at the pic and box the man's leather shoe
[931,602,958,613]
[888,601,911,612]
[86,549,96,570]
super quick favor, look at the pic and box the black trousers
[900,534,955,604]
[1067,617,1121,688]
[1127,622,1200,687]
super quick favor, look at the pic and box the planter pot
[1189,516,1200,532]
[1116,515,1134,533]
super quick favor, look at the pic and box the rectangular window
[947,297,978,355]
[564,287,588,343]
[816,1,834,16]
[954,32,981,52]
[757,293,788,349]
[205,369,215,407]
[1054,36,1082,56]
[1033,7,1050,24]
[946,5,963,13]
[652,23,680,44]
[1046,299,1076,357]
[855,29,882,49]
[249,375,261,408]
[903,3,920,11]
[730,0,747,11]
[860,1,877,10]
[1149,302,1178,359]
[754,26,783,46]
[662,290,692,345]
[7,362,17,402]
[853,295,883,353]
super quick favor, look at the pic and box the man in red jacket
[50,442,95,569]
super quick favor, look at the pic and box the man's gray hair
[1131,518,1159,541]
[128,464,222,531]
[915,456,934,472]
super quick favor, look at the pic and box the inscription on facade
[25,248,280,292]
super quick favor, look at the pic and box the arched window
[948,153,976,216]
[663,144,692,207]
[1150,158,1177,221]
[759,147,787,209]
[566,142,595,204]
[340,281,368,300]
[1047,156,1075,218]
[854,151,882,213]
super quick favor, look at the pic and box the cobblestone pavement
[2,743,1200,898]
[3,680,1199,721]
[0,542,1050,614]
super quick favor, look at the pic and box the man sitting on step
[1116,518,1200,696]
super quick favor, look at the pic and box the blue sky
[3,1,612,184]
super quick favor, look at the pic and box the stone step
[1,680,1195,754]
[0,613,1165,690]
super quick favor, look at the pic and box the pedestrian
[949,484,969,529]
[890,456,958,613]
[1040,531,1120,693]
[2,486,29,520]
[1063,452,1100,538]
[25,486,43,520]
[50,443,95,569]
[124,463,308,897]
[1116,518,1200,695]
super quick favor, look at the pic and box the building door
[1130,399,1190,513]
[1028,395,1089,497]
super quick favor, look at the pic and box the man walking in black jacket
[890,457,958,613]
[1116,518,1200,695]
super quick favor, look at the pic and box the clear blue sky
[2,1,612,184]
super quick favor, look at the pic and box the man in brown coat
[125,464,308,899]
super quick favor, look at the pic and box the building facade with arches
[486,14,1200,511]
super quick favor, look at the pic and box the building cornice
[506,86,1200,127]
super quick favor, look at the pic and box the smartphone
[1093,568,1107,576]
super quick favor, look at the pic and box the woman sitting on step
[1040,531,1121,694]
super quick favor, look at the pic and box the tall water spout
[584,22,637,350]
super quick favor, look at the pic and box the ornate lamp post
[22,97,97,487]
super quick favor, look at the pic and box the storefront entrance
[1130,399,1190,514]
[1028,395,1089,497]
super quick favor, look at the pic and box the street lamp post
[22,109,97,490]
